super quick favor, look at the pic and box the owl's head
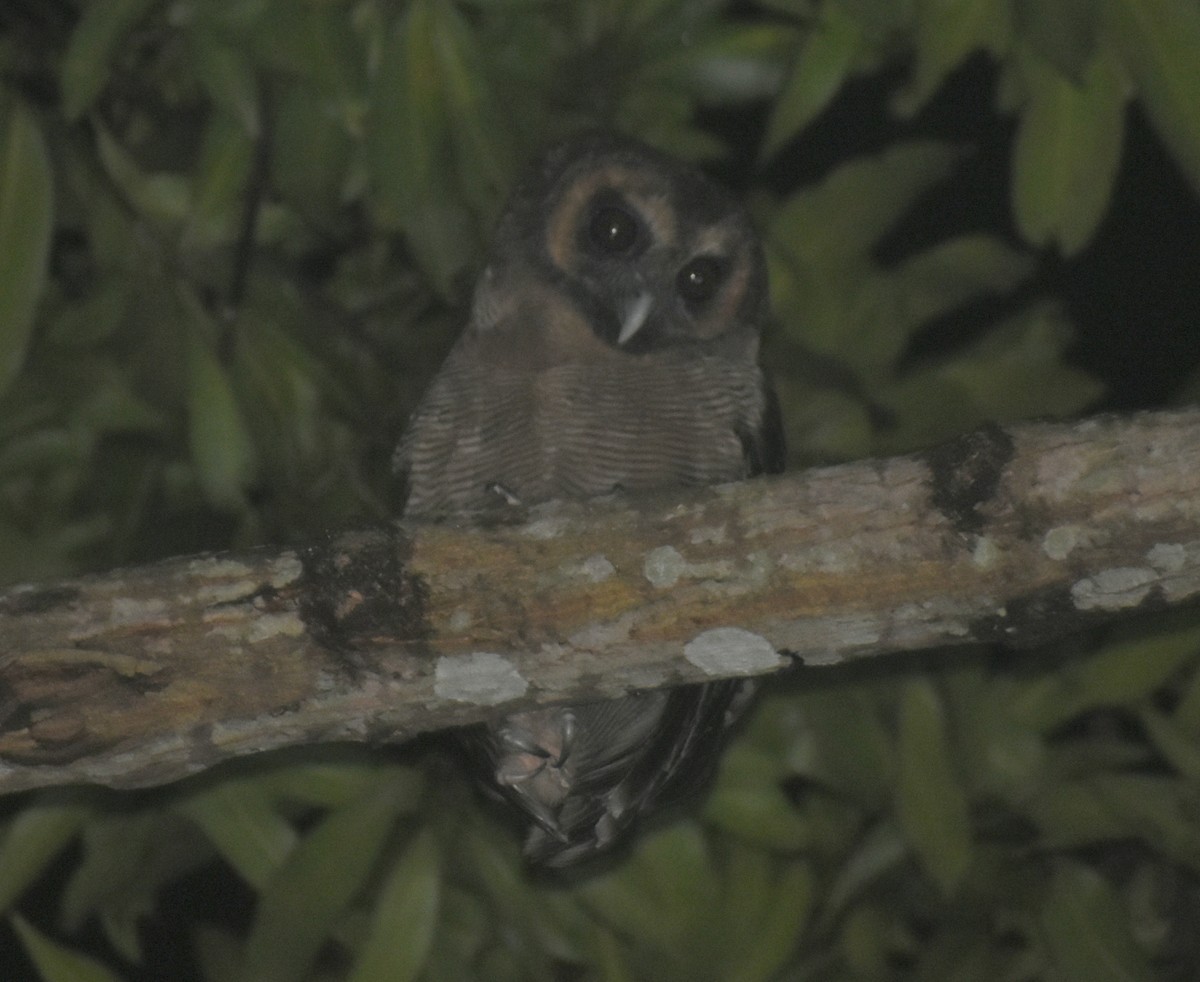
[472,132,767,357]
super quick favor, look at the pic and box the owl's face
[472,133,767,357]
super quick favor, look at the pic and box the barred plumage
[396,131,783,866]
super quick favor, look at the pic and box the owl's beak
[616,291,654,346]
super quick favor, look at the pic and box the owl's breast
[535,357,753,496]
[401,351,761,517]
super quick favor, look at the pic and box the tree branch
[1,408,1198,796]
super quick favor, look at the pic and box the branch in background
[1,408,1198,797]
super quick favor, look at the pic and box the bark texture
[1,409,1198,795]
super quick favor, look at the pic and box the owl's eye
[676,256,727,308]
[587,204,641,255]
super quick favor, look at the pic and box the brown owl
[396,131,783,867]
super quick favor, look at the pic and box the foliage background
[1,0,1199,979]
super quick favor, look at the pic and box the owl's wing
[394,340,530,519]
[739,372,786,478]
[610,678,753,815]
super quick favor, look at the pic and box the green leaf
[628,824,718,937]
[45,279,131,350]
[848,235,1036,378]
[189,31,261,137]
[943,667,1046,797]
[1012,44,1127,255]
[1039,861,1156,982]
[10,915,127,982]
[726,855,814,982]
[67,366,166,435]
[896,679,972,895]
[896,0,1009,115]
[1090,775,1200,871]
[1171,647,1200,734]
[60,0,161,119]
[176,780,298,890]
[242,1,362,99]
[182,297,257,510]
[94,127,192,227]
[770,380,873,460]
[766,141,967,362]
[1031,774,1200,872]
[883,235,1036,341]
[649,24,797,105]
[0,426,82,479]
[348,828,440,982]
[1025,781,1129,848]
[821,818,908,923]
[182,113,256,251]
[61,811,212,961]
[756,0,817,14]
[427,0,514,218]
[271,85,354,221]
[885,303,1104,449]
[191,923,243,982]
[703,778,812,851]
[793,688,895,807]
[413,885,486,981]
[1109,0,1200,196]
[579,825,717,961]
[1020,615,1200,730]
[456,814,593,967]
[239,776,412,982]
[366,0,482,295]
[1014,0,1101,79]
[0,793,92,914]
[839,903,895,977]
[0,95,54,397]
[589,929,636,982]
[918,928,1013,980]
[717,842,771,964]
[258,757,424,811]
[1140,707,1200,781]
[838,0,913,41]
[761,8,862,159]
[768,141,964,269]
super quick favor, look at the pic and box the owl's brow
[696,255,752,338]
[690,225,737,257]
[545,163,677,269]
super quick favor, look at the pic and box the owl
[396,131,783,867]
